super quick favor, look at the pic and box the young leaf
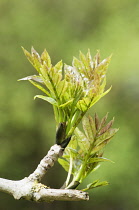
[74,127,90,152]
[34,95,58,106]
[66,135,78,150]
[79,51,89,70]
[18,75,44,83]
[58,158,69,173]
[98,118,114,136]
[91,139,109,154]
[31,47,42,72]
[59,99,74,108]
[83,179,109,191]
[88,157,114,164]
[56,80,68,97]
[82,115,94,141]
[76,97,91,112]
[22,47,34,66]
[29,80,50,96]
[41,49,51,68]
[72,57,82,71]
[95,113,100,130]
[99,113,109,129]
[96,128,119,143]
[54,60,63,73]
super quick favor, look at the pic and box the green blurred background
[0,0,138,209]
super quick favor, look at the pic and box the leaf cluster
[20,47,118,191]
[20,47,111,142]
[59,114,118,190]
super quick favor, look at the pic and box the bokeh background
[0,0,139,209]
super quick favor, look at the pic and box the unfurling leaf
[98,118,114,136]
[58,158,69,173]
[54,60,63,72]
[82,115,95,141]
[77,97,91,112]
[88,157,114,164]
[95,113,100,130]
[29,80,50,96]
[18,75,44,83]
[66,135,78,150]
[83,180,109,191]
[74,127,90,152]
[41,49,51,68]
[59,99,74,108]
[96,128,119,144]
[34,95,58,106]
[21,47,34,66]
[99,113,109,129]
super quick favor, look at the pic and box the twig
[0,144,89,202]
[28,144,63,182]
[0,177,89,201]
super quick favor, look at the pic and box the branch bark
[0,177,88,201]
[0,144,89,202]
[28,144,63,182]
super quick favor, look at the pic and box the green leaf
[91,127,118,154]
[39,66,55,93]
[29,80,50,96]
[66,135,78,150]
[59,99,74,108]
[58,158,69,172]
[41,49,51,68]
[49,67,62,86]
[83,180,109,191]
[96,128,119,143]
[100,85,112,98]
[95,180,109,188]
[74,127,90,152]
[79,51,88,68]
[88,157,114,164]
[72,57,82,71]
[77,97,91,112]
[96,55,112,76]
[19,75,44,83]
[90,86,112,108]
[93,50,100,67]
[99,77,107,94]
[31,47,42,72]
[22,47,34,66]
[86,49,92,63]
[91,139,109,154]
[82,115,95,141]
[54,60,63,73]
[87,180,99,188]
[34,95,58,106]
[57,80,68,97]
[19,75,50,96]
[68,148,78,155]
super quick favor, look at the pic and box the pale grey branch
[28,144,63,182]
[0,177,89,201]
[0,144,89,202]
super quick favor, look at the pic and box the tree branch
[0,144,89,202]
[28,144,63,182]
[0,177,88,202]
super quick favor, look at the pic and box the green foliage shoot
[20,47,118,190]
